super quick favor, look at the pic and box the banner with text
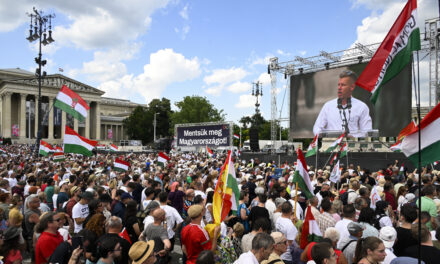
[176,123,231,147]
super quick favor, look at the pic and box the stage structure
[268,17,439,143]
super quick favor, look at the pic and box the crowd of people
[0,144,439,264]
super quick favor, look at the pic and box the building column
[2,92,12,138]
[61,111,66,139]
[74,118,78,132]
[95,103,101,140]
[34,97,39,138]
[121,124,124,140]
[19,94,27,140]
[48,97,54,140]
[85,102,90,138]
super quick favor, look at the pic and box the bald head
[152,208,166,222]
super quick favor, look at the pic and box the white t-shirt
[143,215,154,231]
[161,204,184,239]
[289,200,304,220]
[72,203,89,233]
[276,216,298,262]
[313,97,372,137]
[233,251,259,264]
[335,218,353,249]
[194,190,206,200]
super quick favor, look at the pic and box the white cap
[379,226,397,248]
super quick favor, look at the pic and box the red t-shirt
[181,223,212,264]
[35,231,64,264]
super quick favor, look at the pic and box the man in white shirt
[313,70,372,137]
[234,233,274,264]
[72,191,93,233]
[335,204,356,249]
[275,201,298,264]
[158,192,183,250]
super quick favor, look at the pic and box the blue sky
[0,0,437,126]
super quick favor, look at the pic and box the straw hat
[129,240,155,264]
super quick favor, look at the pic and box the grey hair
[106,216,122,229]
[255,187,265,195]
[339,70,357,83]
[252,232,275,251]
[324,227,340,242]
[26,194,39,208]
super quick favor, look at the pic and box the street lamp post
[153,112,160,142]
[26,7,55,155]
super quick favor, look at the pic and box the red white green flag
[206,146,214,157]
[63,126,98,157]
[355,0,420,104]
[390,140,402,152]
[53,152,65,162]
[233,133,240,139]
[325,133,345,153]
[305,135,318,157]
[292,149,314,199]
[109,144,118,152]
[213,151,240,224]
[39,140,54,156]
[300,205,322,249]
[398,120,417,141]
[55,146,63,153]
[157,152,170,167]
[402,103,440,167]
[340,142,348,158]
[330,160,341,183]
[114,158,130,172]
[54,85,90,121]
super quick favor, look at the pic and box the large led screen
[289,62,412,138]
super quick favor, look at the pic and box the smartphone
[72,236,83,249]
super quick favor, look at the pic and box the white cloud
[205,85,223,96]
[227,81,252,93]
[204,67,248,85]
[98,48,201,102]
[249,54,273,67]
[179,3,189,20]
[235,94,255,108]
[298,50,307,56]
[257,72,271,86]
[0,1,33,32]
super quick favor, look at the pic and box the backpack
[341,190,354,205]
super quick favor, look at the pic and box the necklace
[365,257,376,264]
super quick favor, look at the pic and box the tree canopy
[171,96,225,125]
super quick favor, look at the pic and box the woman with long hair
[396,186,408,212]
[8,194,23,228]
[204,191,214,224]
[124,200,141,243]
[85,213,106,237]
[237,191,250,233]
[358,207,379,238]
[354,237,387,264]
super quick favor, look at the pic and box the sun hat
[129,240,155,264]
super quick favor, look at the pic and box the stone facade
[0,68,143,144]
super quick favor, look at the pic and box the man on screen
[313,70,372,137]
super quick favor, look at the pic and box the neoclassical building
[0,68,143,144]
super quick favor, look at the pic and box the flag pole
[416,50,422,264]
[293,182,298,223]
[315,136,319,170]
[33,99,56,156]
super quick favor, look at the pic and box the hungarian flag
[109,144,118,152]
[53,152,65,162]
[300,205,322,249]
[157,152,170,167]
[399,163,405,175]
[63,126,98,157]
[325,133,344,153]
[305,135,318,157]
[114,158,130,172]
[330,160,341,183]
[370,185,382,209]
[329,152,338,165]
[119,227,132,244]
[206,146,214,157]
[433,161,439,166]
[398,120,417,141]
[390,140,402,152]
[233,133,240,139]
[39,140,54,156]
[402,103,440,167]
[355,0,420,104]
[292,149,314,199]
[54,85,90,121]
[55,146,63,153]
[213,151,240,224]
[340,143,348,158]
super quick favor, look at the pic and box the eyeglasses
[52,218,62,222]
[277,240,288,245]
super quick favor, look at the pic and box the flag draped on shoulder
[293,149,314,199]
[305,135,318,157]
[355,0,420,104]
[213,151,240,224]
[402,103,440,167]
[114,158,130,172]
[54,85,90,121]
[39,140,54,156]
[157,152,170,167]
[63,126,98,157]
[325,133,344,153]
[300,205,322,249]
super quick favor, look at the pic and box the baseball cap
[256,175,264,181]
[121,192,133,200]
[347,222,364,235]
[405,193,416,202]
[188,204,203,218]
[379,226,397,248]
[59,179,69,187]
[270,231,286,244]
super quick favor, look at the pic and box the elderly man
[262,232,289,264]
[234,233,275,264]
[141,208,171,261]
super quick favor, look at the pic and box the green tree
[148,98,172,139]
[171,96,226,130]
[123,106,149,143]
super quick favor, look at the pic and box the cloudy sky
[0,0,437,126]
